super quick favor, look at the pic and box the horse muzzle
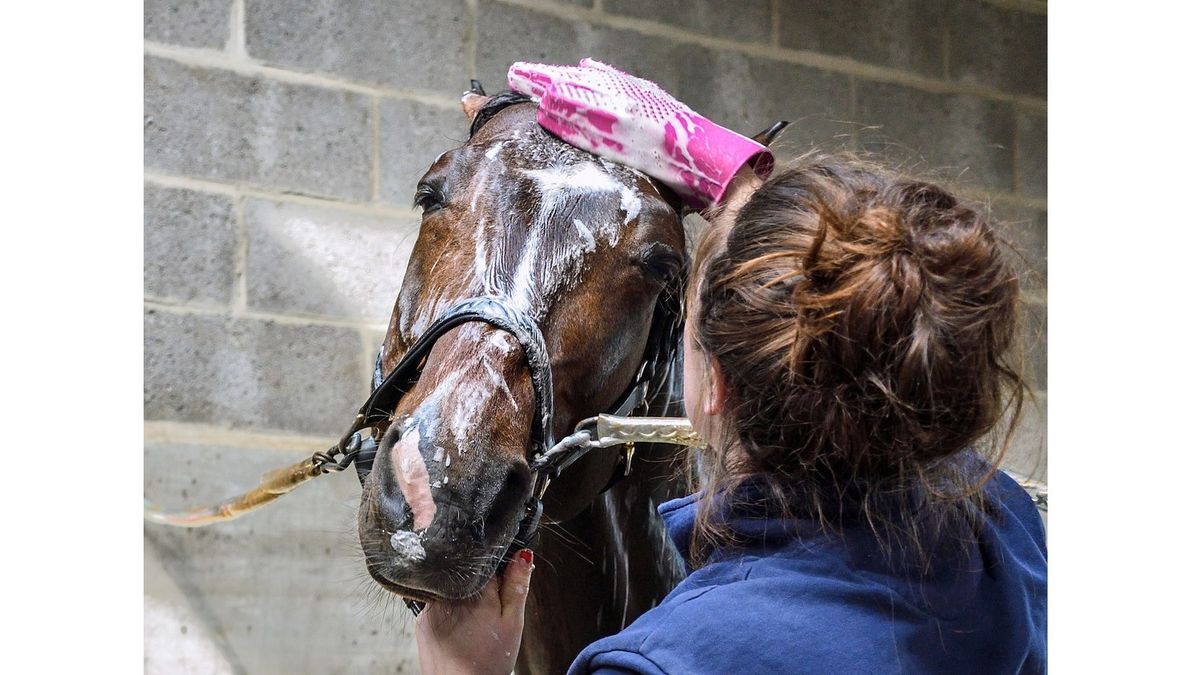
[357,415,535,599]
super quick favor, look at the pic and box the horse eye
[638,245,683,283]
[413,184,445,215]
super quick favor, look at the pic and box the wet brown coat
[357,95,689,674]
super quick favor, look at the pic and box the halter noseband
[363,296,555,460]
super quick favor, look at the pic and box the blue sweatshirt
[569,471,1047,674]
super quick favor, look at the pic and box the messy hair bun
[689,155,1026,561]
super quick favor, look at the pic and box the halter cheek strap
[360,296,555,459]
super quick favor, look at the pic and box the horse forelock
[468,90,532,138]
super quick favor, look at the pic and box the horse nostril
[484,462,533,538]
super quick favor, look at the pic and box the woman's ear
[703,355,728,417]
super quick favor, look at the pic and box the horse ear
[462,88,488,123]
[752,120,790,147]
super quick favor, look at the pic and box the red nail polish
[518,549,534,566]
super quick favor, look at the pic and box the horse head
[357,87,686,603]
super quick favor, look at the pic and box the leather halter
[326,292,678,615]
[363,296,555,461]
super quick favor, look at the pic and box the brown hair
[687,154,1027,565]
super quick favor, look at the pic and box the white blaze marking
[483,360,519,412]
[470,166,491,213]
[393,427,437,531]
[523,162,623,195]
[474,218,498,294]
[620,187,641,225]
[505,162,627,314]
[450,380,489,447]
[489,331,516,353]
[573,218,596,253]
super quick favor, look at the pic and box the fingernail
[518,549,534,567]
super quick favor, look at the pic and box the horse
[356,84,783,674]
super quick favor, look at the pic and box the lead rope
[142,423,380,528]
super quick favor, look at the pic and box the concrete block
[144,308,366,436]
[991,204,1047,294]
[144,184,238,305]
[946,1,1046,98]
[856,80,1015,193]
[475,1,695,98]
[580,26,697,97]
[245,199,418,321]
[999,392,1046,484]
[144,56,372,200]
[675,51,854,156]
[144,0,231,49]
[1016,111,1047,198]
[245,0,470,96]
[1021,298,1047,392]
[379,99,468,206]
[778,0,947,79]
[144,440,420,673]
[475,3,589,92]
[604,0,772,43]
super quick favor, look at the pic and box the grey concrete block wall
[946,0,1047,98]
[145,0,1047,671]
[145,441,421,674]
[993,204,1048,293]
[379,98,467,205]
[145,0,231,49]
[674,50,854,153]
[246,0,472,96]
[244,199,418,321]
[145,56,373,200]
[856,79,1016,192]
[604,0,773,43]
[145,185,238,305]
[475,2,699,94]
[1017,110,1048,198]
[144,308,366,435]
[778,0,948,78]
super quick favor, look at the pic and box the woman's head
[684,155,1026,558]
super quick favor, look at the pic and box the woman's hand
[508,58,772,209]
[415,549,535,675]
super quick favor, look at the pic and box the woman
[414,60,1047,674]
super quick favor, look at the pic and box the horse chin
[366,555,500,602]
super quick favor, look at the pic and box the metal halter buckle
[310,414,371,474]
